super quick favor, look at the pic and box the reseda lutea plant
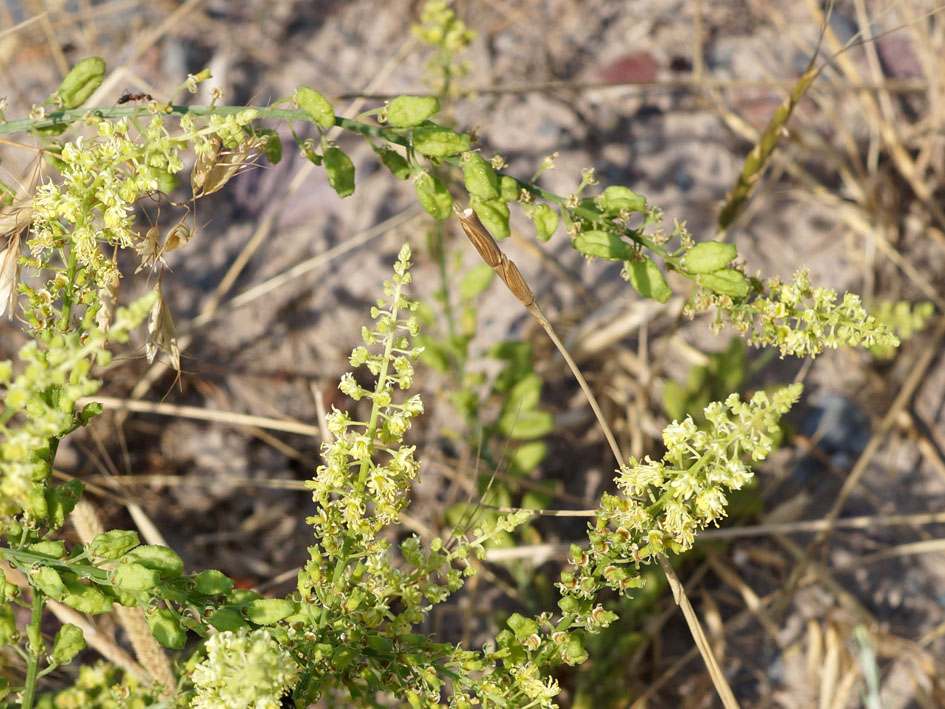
[0,40,898,707]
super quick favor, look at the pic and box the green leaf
[332,646,358,671]
[470,197,510,240]
[146,608,186,649]
[413,172,452,220]
[697,268,750,298]
[124,545,184,579]
[418,337,452,373]
[498,409,553,439]
[378,148,411,180]
[386,95,440,126]
[625,257,672,303]
[462,153,500,200]
[193,569,234,596]
[598,185,646,215]
[683,241,738,274]
[573,230,635,261]
[412,123,471,157]
[56,57,106,109]
[504,372,542,413]
[526,204,558,242]
[521,481,553,510]
[295,87,334,130]
[112,563,161,592]
[206,607,248,632]
[323,146,355,198]
[89,529,140,560]
[51,624,85,664]
[510,441,547,476]
[661,379,689,422]
[459,264,495,300]
[244,598,297,625]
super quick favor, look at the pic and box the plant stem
[20,589,46,709]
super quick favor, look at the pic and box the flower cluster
[0,295,153,521]
[36,660,159,708]
[555,384,802,633]
[190,628,298,709]
[306,243,425,548]
[694,268,899,358]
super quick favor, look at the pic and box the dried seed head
[163,220,192,252]
[145,282,180,371]
[455,206,535,308]
[192,137,260,198]
[135,225,163,273]
[191,138,221,196]
[456,207,502,268]
[0,229,22,319]
[0,205,33,235]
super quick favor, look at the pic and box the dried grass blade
[717,62,822,232]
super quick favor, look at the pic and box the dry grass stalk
[456,206,739,708]
[454,207,538,313]
[717,61,822,232]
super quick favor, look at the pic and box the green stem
[4,104,683,265]
[20,588,45,709]
[354,283,405,498]
[57,240,79,331]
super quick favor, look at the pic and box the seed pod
[598,185,646,215]
[385,95,440,126]
[378,148,410,180]
[111,563,161,591]
[697,268,750,298]
[413,172,452,220]
[624,256,672,303]
[573,230,635,261]
[56,57,106,109]
[470,196,509,240]
[683,241,738,274]
[146,608,186,649]
[295,87,334,130]
[461,152,499,200]
[412,124,471,158]
[323,146,355,198]
[499,175,519,202]
[526,203,558,242]
[88,529,140,560]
